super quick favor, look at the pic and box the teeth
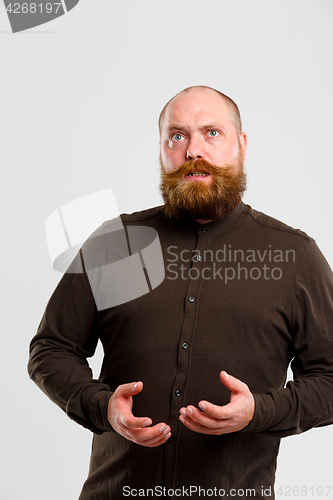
[188,172,208,176]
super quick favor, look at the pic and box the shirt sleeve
[28,249,114,435]
[245,240,333,438]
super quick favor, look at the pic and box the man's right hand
[107,381,171,447]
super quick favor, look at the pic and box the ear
[239,132,248,161]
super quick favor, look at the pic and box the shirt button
[196,255,202,261]
[188,296,195,303]
[169,436,175,443]
[175,389,181,397]
[182,342,188,349]
[158,479,164,486]
[202,227,207,233]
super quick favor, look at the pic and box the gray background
[1,1,332,498]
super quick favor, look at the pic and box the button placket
[164,230,211,488]
[176,230,210,370]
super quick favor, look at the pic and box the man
[28,86,333,499]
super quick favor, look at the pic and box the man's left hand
[179,371,255,434]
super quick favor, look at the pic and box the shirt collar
[165,201,245,236]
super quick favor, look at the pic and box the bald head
[159,86,242,135]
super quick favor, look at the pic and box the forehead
[163,88,233,131]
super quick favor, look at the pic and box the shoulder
[242,203,313,244]
[104,205,165,228]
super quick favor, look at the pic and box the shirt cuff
[241,393,276,433]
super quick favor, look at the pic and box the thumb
[219,371,246,393]
[117,381,144,398]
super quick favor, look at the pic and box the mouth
[184,170,211,181]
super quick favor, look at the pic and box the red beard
[159,157,247,222]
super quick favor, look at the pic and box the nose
[186,150,202,160]
[186,136,205,161]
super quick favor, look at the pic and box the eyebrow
[167,123,224,131]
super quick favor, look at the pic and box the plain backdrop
[1,1,332,499]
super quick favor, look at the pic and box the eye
[171,133,184,141]
[208,130,219,137]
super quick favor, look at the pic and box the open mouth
[184,171,211,180]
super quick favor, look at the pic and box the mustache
[162,160,234,180]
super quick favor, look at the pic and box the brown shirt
[28,202,333,499]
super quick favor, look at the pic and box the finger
[120,409,152,429]
[198,401,234,420]
[179,414,222,435]
[140,431,172,447]
[180,413,244,435]
[133,429,172,447]
[130,423,170,440]
[130,423,171,446]
[180,405,230,428]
